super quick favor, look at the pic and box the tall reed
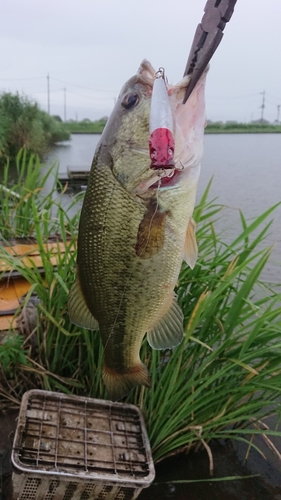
[0,149,81,240]
[0,158,280,464]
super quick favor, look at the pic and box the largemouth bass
[68,60,207,400]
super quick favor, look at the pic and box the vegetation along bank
[0,92,69,167]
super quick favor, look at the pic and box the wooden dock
[57,167,90,193]
[0,240,71,331]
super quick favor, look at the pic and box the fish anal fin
[135,200,167,259]
[68,272,99,330]
[147,294,183,350]
[102,363,150,401]
[184,217,198,269]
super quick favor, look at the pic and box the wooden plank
[0,315,15,331]
[0,241,71,272]
[0,297,19,312]
[0,277,30,313]
[0,280,20,312]
[0,277,37,331]
[0,240,74,330]
[11,278,31,301]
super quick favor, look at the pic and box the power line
[267,92,281,101]
[207,92,261,100]
[0,76,45,81]
[0,75,117,94]
[50,76,116,93]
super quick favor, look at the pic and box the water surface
[199,134,281,284]
[48,133,281,283]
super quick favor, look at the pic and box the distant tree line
[205,121,281,133]
[0,92,70,166]
[65,118,107,134]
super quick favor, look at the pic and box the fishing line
[138,178,162,258]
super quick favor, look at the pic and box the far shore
[65,121,281,135]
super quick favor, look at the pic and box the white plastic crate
[11,390,155,500]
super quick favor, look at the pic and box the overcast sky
[1,0,280,123]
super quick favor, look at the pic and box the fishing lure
[149,68,175,170]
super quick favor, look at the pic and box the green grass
[64,118,107,134]
[0,158,281,465]
[205,122,281,134]
[0,149,81,239]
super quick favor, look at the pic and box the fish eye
[122,92,139,110]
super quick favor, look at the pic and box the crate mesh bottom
[14,392,149,479]
[12,391,154,499]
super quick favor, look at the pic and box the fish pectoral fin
[68,273,99,330]
[147,295,184,350]
[135,200,167,259]
[183,217,198,269]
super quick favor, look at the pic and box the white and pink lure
[149,69,175,170]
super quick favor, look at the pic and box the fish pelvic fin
[183,217,198,269]
[147,294,184,350]
[102,363,150,401]
[68,272,99,330]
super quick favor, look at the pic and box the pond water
[47,132,281,284]
[200,133,281,285]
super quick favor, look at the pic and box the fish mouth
[149,167,181,189]
[131,167,182,196]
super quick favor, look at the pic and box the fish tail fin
[102,363,150,401]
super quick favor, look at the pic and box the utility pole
[64,88,66,122]
[260,91,265,121]
[277,104,280,124]
[47,74,50,114]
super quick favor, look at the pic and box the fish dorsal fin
[147,295,184,350]
[184,217,198,269]
[68,273,99,330]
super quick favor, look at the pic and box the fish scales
[78,164,189,363]
[68,60,207,400]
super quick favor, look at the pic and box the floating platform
[57,167,90,193]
